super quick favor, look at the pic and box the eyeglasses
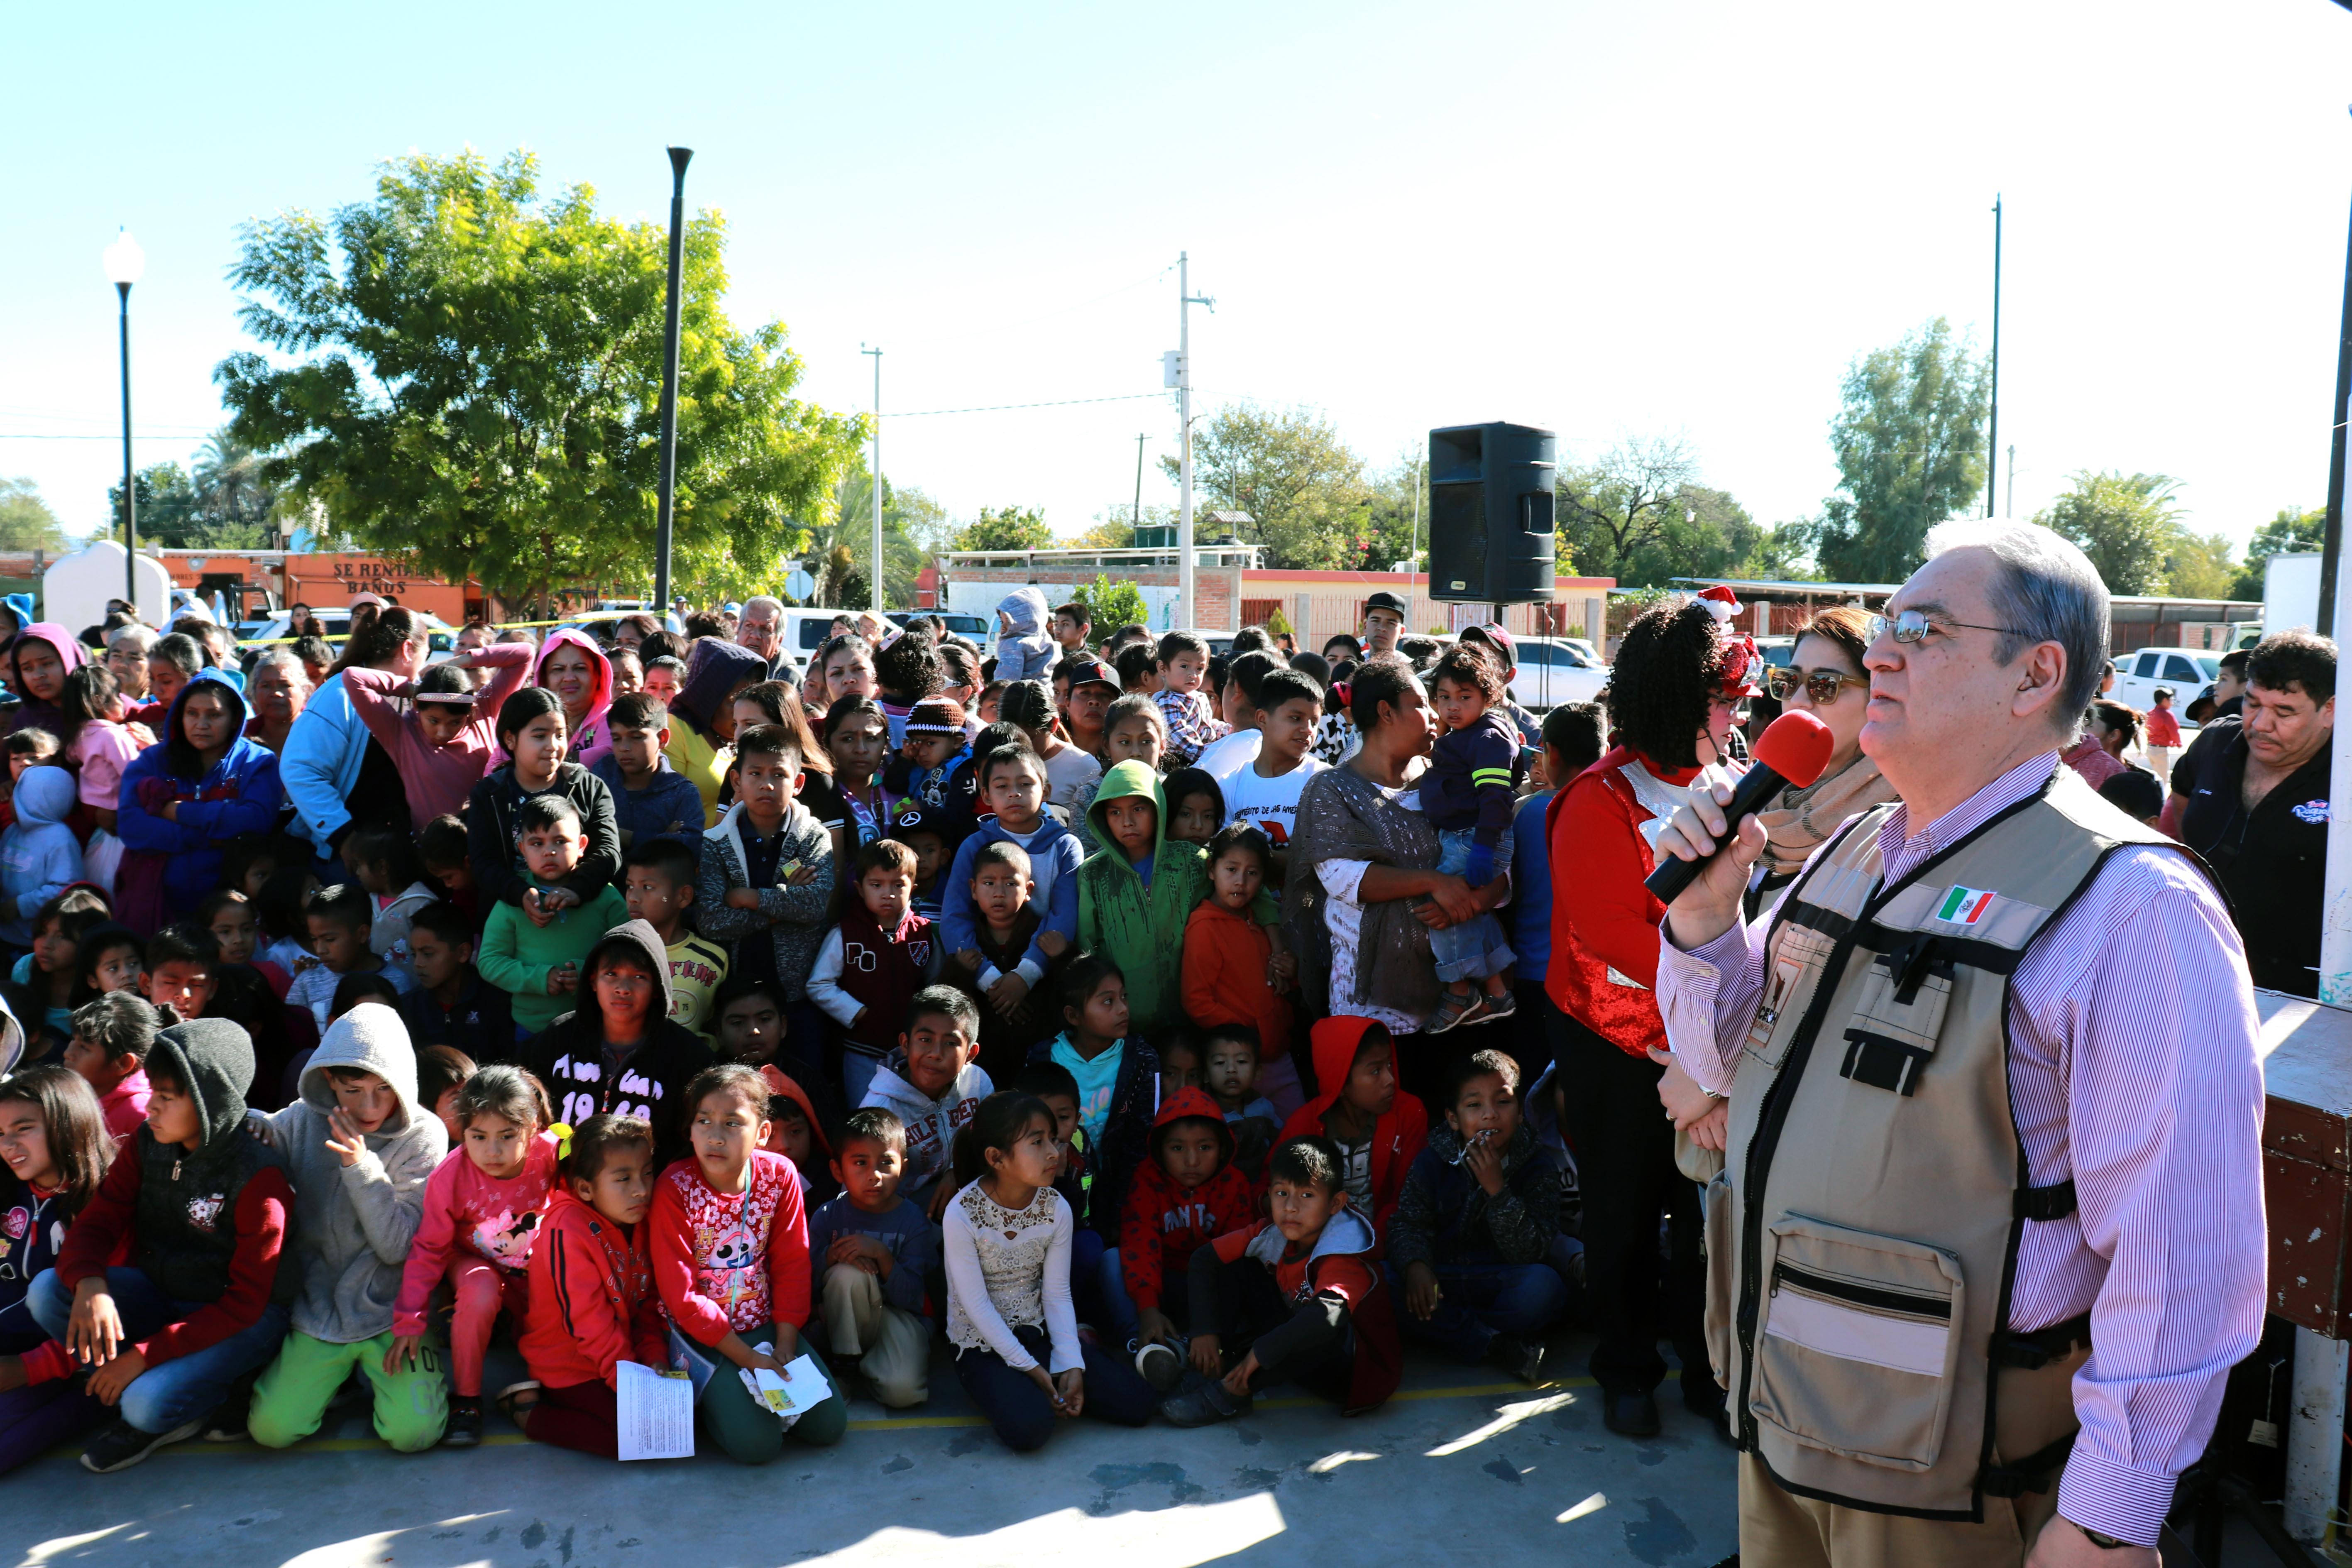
[1868,609,2031,646]
[1766,667,1867,704]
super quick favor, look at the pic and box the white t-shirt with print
[1221,754,1327,850]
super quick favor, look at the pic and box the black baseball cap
[1057,655,1120,692]
[1364,590,1409,617]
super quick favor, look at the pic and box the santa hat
[1694,584,1741,623]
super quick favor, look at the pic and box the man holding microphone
[1650,520,2264,1567]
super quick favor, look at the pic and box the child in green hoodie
[1077,760,1205,1038]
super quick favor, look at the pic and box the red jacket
[1181,899,1294,1060]
[1275,1017,1426,1243]
[1207,1205,1401,1414]
[521,1188,667,1391]
[1119,1087,1259,1312]
[1545,746,1701,1058]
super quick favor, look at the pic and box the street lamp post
[654,148,692,617]
[102,228,145,613]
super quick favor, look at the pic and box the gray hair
[742,596,783,618]
[108,625,159,656]
[251,646,310,686]
[1922,519,2109,732]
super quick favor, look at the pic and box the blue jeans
[29,1267,289,1435]
[1098,1246,1139,1339]
[1430,829,1516,983]
[1070,1226,1108,1329]
[951,1324,1155,1453]
[1386,1260,1567,1362]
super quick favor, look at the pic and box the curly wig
[1607,602,1730,770]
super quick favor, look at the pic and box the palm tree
[794,469,942,607]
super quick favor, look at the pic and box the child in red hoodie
[1110,1086,1260,1394]
[1160,1132,1402,1426]
[508,1113,667,1457]
[1275,1018,1427,1244]
[650,1063,847,1462]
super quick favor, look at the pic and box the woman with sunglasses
[1745,606,1895,917]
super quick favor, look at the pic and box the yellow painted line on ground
[66,1377,1594,1458]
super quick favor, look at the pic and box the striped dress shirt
[1657,751,2268,1547]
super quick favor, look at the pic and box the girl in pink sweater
[343,643,535,826]
[391,1064,560,1447]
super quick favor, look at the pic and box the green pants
[679,1325,849,1463]
[249,1328,449,1453]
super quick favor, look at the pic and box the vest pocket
[1836,953,1955,1096]
[1749,1214,1964,1472]
[1743,925,1839,1071]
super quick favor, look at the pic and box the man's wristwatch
[2076,1524,2133,1550]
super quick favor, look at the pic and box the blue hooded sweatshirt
[117,669,284,915]
[0,767,81,947]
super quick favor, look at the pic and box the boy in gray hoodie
[994,587,1056,683]
[244,1002,450,1451]
[858,985,993,1216]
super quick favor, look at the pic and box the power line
[890,391,1172,418]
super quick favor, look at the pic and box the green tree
[1071,574,1148,640]
[802,468,943,607]
[951,506,1053,552]
[2037,472,2184,594]
[2230,506,2326,599]
[216,148,863,608]
[1556,435,1698,583]
[2163,528,2241,601]
[1164,403,1373,570]
[105,462,203,547]
[1814,318,1990,582]
[0,478,71,553]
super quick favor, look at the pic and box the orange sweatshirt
[1181,898,1293,1060]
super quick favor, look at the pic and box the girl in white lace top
[943,1091,1157,1449]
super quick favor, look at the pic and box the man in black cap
[1362,590,1408,660]
[1054,653,1120,761]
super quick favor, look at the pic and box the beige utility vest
[1713,768,2175,1521]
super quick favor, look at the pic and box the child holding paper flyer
[649,1064,848,1462]
[508,1115,670,1458]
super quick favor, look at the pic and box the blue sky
[5,0,2351,560]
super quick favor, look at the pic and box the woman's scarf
[1282,761,1443,1021]
[1750,753,1896,876]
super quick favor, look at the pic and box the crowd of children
[0,601,1592,1474]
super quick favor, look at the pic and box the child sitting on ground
[693,723,834,1069]
[342,824,438,978]
[1160,1134,1402,1426]
[32,1017,295,1473]
[0,1066,112,1474]
[1026,955,1160,1248]
[7,892,108,1061]
[944,1091,1155,1451]
[943,746,1079,1049]
[1159,1031,1202,1096]
[61,991,158,1139]
[287,884,413,1034]
[479,795,628,1042]
[1182,824,1300,1113]
[763,1069,836,1202]
[621,839,728,1040]
[1152,631,1228,768]
[524,921,710,1172]
[1421,642,1520,1032]
[806,1107,939,1410]
[1080,762,1212,1037]
[396,900,513,1062]
[861,985,993,1218]
[1112,1087,1260,1395]
[1388,1048,1566,1386]
[1202,1023,1281,1179]
[508,1112,666,1458]
[143,927,298,1111]
[592,694,706,861]
[416,1044,476,1145]
[247,1003,450,1453]
[1276,1018,1428,1244]
[392,1064,560,1448]
[650,1062,848,1462]
[810,839,942,1108]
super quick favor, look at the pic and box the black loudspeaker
[1427,422,1556,603]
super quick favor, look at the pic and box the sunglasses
[1868,609,2030,646]
[1766,668,1867,704]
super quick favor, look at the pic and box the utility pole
[654,147,692,617]
[862,345,883,614]
[1132,433,1147,533]
[2319,171,2352,637]
[2006,445,2016,520]
[1986,195,2002,519]
[1409,456,1423,571]
[1174,252,1215,630]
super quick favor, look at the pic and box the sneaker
[1486,1332,1545,1385]
[1160,1380,1252,1428]
[1474,989,1517,1025]
[1426,990,1486,1035]
[82,1416,204,1473]
[201,1408,248,1443]
[442,1395,483,1448]
[1134,1341,1183,1393]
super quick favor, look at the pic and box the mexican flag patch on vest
[1934,885,1995,925]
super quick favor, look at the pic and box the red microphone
[1643,710,1836,904]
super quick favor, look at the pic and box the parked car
[2112,647,2220,720]
[559,608,687,642]
[234,607,457,659]
[1506,635,1609,710]
[888,609,990,641]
